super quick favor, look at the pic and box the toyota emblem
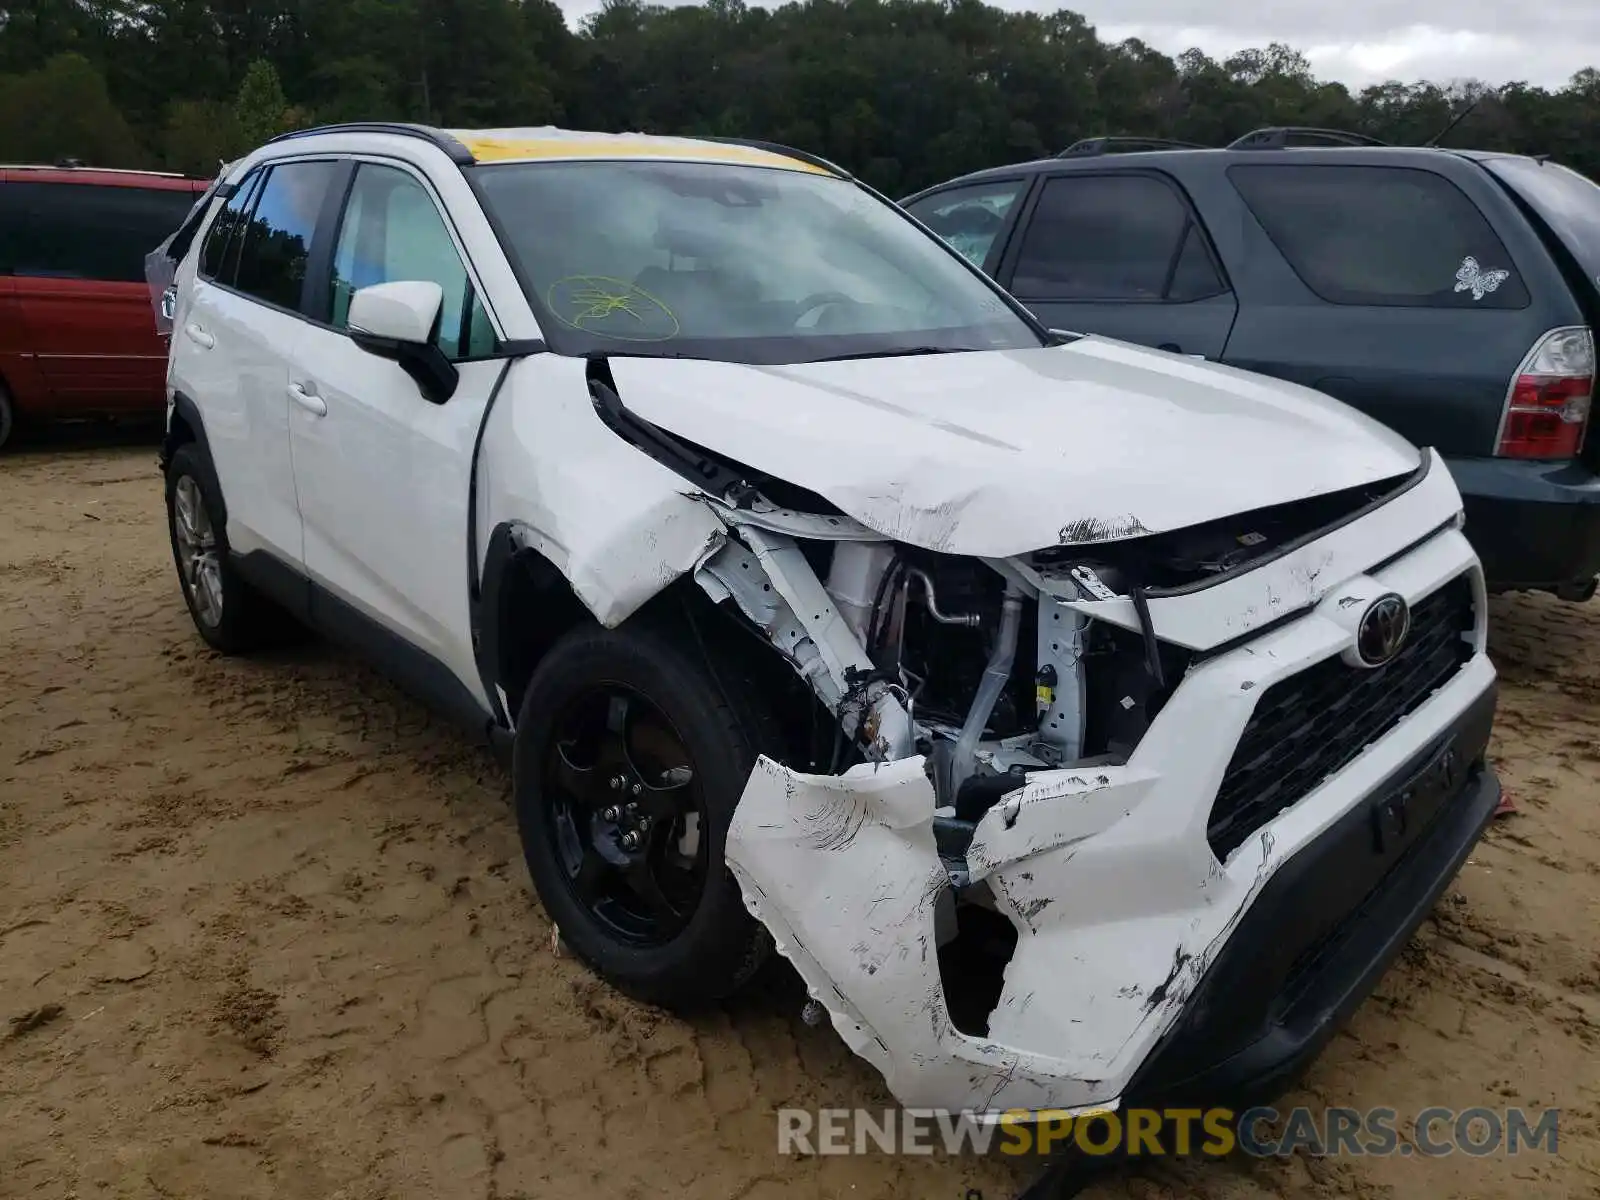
[1355,593,1411,667]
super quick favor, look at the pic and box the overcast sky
[560,0,1600,91]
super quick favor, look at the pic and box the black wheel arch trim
[162,392,226,527]
[473,520,590,732]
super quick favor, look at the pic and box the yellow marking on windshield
[456,134,831,175]
[546,275,681,342]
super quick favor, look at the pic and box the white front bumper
[726,516,1495,1114]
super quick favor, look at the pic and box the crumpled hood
[606,336,1422,558]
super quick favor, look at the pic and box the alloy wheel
[172,474,224,628]
[543,685,708,946]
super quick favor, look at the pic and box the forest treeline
[4,0,1599,195]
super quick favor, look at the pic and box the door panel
[0,274,50,416]
[289,160,500,704]
[1026,294,1236,357]
[181,280,306,563]
[17,278,166,411]
[998,171,1238,359]
[290,334,498,701]
[170,159,341,567]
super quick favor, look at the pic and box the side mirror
[348,281,459,404]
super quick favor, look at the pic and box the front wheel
[0,384,14,450]
[512,622,775,1009]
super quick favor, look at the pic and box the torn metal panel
[726,527,1494,1113]
[604,346,1421,559]
[709,525,914,760]
[699,496,884,542]
[479,355,728,628]
[1014,449,1465,652]
[726,756,1117,1113]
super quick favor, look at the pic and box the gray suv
[904,128,1600,601]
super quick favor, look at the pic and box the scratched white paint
[478,354,729,628]
[606,339,1420,560]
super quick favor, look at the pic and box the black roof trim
[1058,136,1210,158]
[264,122,476,165]
[1228,127,1388,150]
[697,136,852,179]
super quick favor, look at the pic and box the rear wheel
[165,442,290,653]
[0,384,14,451]
[513,622,775,1008]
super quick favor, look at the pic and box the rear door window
[199,170,264,284]
[903,179,1026,269]
[0,181,200,282]
[1484,157,1600,300]
[1008,174,1225,302]
[231,160,340,313]
[1229,164,1529,308]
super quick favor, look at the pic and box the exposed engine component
[821,545,1110,809]
[904,568,983,627]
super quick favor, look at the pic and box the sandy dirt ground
[2,439,1598,1200]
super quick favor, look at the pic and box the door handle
[184,323,214,350]
[287,382,327,417]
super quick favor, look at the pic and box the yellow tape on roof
[454,133,831,175]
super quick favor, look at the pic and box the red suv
[0,165,209,448]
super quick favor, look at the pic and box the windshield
[472,159,1044,362]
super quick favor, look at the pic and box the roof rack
[698,136,852,179]
[1058,136,1210,158]
[264,122,475,165]
[1227,127,1388,150]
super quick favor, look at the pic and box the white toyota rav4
[155,123,1501,1121]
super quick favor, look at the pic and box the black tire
[164,441,289,653]
[513,620,776,1009]
[0,383,14,451]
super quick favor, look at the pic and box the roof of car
[263,122,841,177]
[0,164,207,189]
[905,143,1541,200]
[450,127,836,175]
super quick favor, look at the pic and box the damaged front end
[590,364,1494,1117]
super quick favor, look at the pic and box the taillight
[1496,327,1594,459]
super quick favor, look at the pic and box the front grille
[1207,574,1476,859]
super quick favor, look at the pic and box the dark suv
[903,128,1600,601]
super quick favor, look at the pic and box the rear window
[1484,158,1600,299]
[0,181,199,283]
[1230,164,1529,309]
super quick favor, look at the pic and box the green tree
[4,0,1599,189]
[163,98,244,175]
[0,52,146,166]
[234,57,291,146]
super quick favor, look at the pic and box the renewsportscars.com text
[777,1106,1560,1158]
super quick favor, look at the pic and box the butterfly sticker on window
[1454,255,1510,301]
